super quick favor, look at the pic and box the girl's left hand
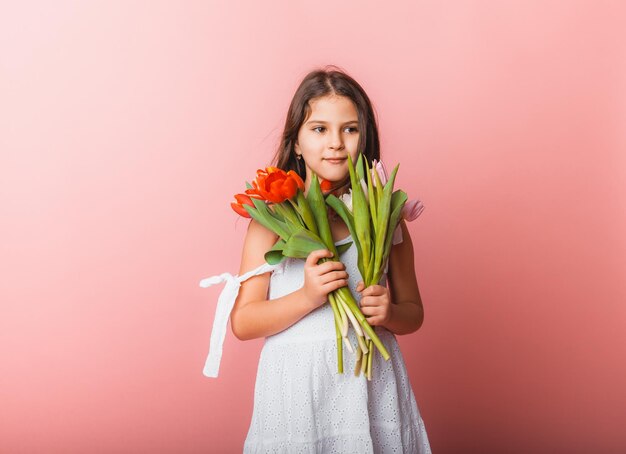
[356,281,392,327]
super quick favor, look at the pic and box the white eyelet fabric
[243,230,432,453]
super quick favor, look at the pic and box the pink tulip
[401,199,424,222]
[371,159,388,187]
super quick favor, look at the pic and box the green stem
[335,294,349,336]
[334,286,390,361]
[366,339,373,380]
[327,292,343,374]
[356,329,368,354]
[360,349,368,375]
[354,344,362,376]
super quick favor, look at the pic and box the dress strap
[198,261,280,378]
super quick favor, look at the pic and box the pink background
[1,1,625,452]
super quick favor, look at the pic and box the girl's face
[295,95,360,192]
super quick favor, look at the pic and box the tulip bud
[401,199,424,221]
[320,178,333,193]
[231,193,255,218]
[371,159,388,187]
[339,190,353,212]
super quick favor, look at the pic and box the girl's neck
[328,211,350,242]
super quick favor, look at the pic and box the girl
[207,66,431,453]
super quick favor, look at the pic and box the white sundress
[239,230,432,454]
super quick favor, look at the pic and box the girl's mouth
[325,158,347,165]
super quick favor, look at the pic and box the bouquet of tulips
[326,153,422,377]
[230,154,421,379]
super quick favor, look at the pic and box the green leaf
[297,189,320,236]
[273,202,302,231]
[372,163,400,275]
[355,152,365,182]
[282,228,327,259]
[384,190,408,252]
[249,196,278,221]
[347,154,372,275]
[336,241,353,255]
[264,239,286,265]
[245,181,253,190]
[389,189,408,215]
[306,174,335,254]
[325,195,355,230]
[326,194,366,281]
[373,168,383,202]
[364,157,377,229]
[245,198,291,241]
[373,189,408,284]
[366,245,376,284]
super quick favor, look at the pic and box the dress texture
[243,233,432,454]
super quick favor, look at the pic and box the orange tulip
[230,193,255,218]
[320,178,332,193]
[245,167,305,203]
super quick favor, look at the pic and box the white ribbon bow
[198,261,281,378]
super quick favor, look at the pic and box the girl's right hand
[300,249,349,310]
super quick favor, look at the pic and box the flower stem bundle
[325,153,411,379]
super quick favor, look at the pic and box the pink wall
[1,1,625,452]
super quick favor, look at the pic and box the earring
[295,153,303,174]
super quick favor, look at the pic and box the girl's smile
[324,157,348,165]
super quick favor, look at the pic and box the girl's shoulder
[246,218,279,242]
[239,219,279,274]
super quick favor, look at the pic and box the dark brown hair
[271,65,380,195]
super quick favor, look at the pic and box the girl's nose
[328,133,344,150]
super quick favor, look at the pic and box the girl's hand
[301,249,349,310]
[356,281,392,327]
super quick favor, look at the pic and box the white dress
[242,233,432,454]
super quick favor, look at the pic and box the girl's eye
[312,126,359,133]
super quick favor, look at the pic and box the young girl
[207,67,431,453]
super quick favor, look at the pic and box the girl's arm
[230,219,348,341]
[384,220,425,335]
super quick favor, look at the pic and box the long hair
[271,65,381,196]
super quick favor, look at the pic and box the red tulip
[320,178,333,193]
[230,193,255,218]
[245,167,305,203]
